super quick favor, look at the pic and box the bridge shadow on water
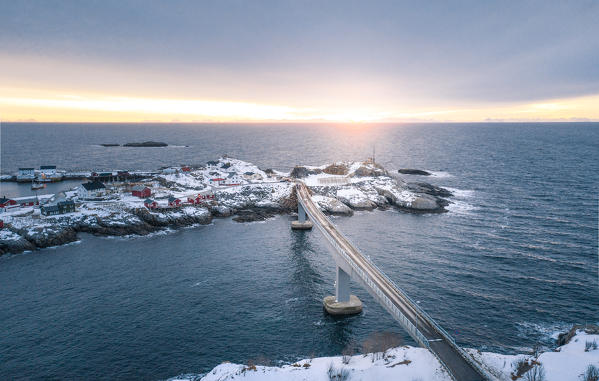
[289,225,368,354]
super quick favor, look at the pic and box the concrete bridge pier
[291,201,313,230]
[323,266,363,315]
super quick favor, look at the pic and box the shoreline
[1,157,455,256]
[169,325,599,381]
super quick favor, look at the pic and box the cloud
[0,0,597,120]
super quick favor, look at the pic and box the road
[296,183,488,381]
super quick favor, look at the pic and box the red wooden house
[132,185,152,198]
[168,196,181,207]
[15,196,39,207]
[181,166,191,172]
[187,196,201,205]
[0,219,4,229]
[144,198,158,209]
[0,197,17,208]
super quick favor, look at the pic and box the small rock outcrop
[557,324,599,346]
[352,166,387,177]
[290,166,322,178]
[323,163,349,175]
[123,141,168,147]
[398,169,431,176]
[406,182,453,198]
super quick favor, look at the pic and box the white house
[17,168,35,182]
[223,172,243,186]
[78,181,107,200]
[38,165,62,182]
[39,165,57,176]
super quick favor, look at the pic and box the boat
[31,180,45,190]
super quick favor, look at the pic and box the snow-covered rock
[168,329,599,381]
[312,195,353,215]
[0,157,455,255]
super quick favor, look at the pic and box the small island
[123,141,168,147]
[100,143,120,147]
[398,168,431,176]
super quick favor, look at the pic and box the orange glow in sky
[2,89,598,123]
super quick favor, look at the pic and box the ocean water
[0,122,598,380]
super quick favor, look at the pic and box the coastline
[169,326,599,381]
[1,158,454,256]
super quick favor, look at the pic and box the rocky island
[0,158,454,255]
[123,141,168,147]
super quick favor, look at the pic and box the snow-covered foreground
[169,329,599,381]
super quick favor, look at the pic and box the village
[0,157,454,255]
[1,157,288,220]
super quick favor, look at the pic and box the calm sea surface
[1,123,598,380]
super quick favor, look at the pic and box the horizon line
[2,120,599,124]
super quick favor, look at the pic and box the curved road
[296,183,489,381]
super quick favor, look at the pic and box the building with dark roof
[78,181,107,200]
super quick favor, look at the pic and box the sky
[0,0,598,123]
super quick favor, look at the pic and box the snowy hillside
[168,328,599,381]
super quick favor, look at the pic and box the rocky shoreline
[0,158,455,256]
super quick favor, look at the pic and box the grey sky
[1,0,598,107]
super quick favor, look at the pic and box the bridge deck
[296,183,488,381]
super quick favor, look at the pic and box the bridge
[293,182,493,381]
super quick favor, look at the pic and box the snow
[167,330,599,381]
[197,346,449,381]
[1,157,458,253]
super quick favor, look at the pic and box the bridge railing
[319,208,491,380]
[299,195,428,344]
[298,187,493,381]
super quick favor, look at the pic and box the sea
[0,122,598,380]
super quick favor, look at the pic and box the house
[40,200,75,216]
[90,171,123,183]
[0,219,4,229]
[17,168,35,182]
[243,171,263,181]
[78,181,107,200]
[209,177,226,186]
[117,170,130,180]
[223,172,242,186]
[58,200,76,213]
[0,197,17,208]
[199,188,215,200]
[131,185,151,198]
[144,198,158,209]
[168,196,181,207]
[206,160,219,167]
[38,165,63,182]
[41,205,60,216]
[39,165,57,176]
[181,166,191,172]
[187,189,215,204]
[13,196,39,207]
